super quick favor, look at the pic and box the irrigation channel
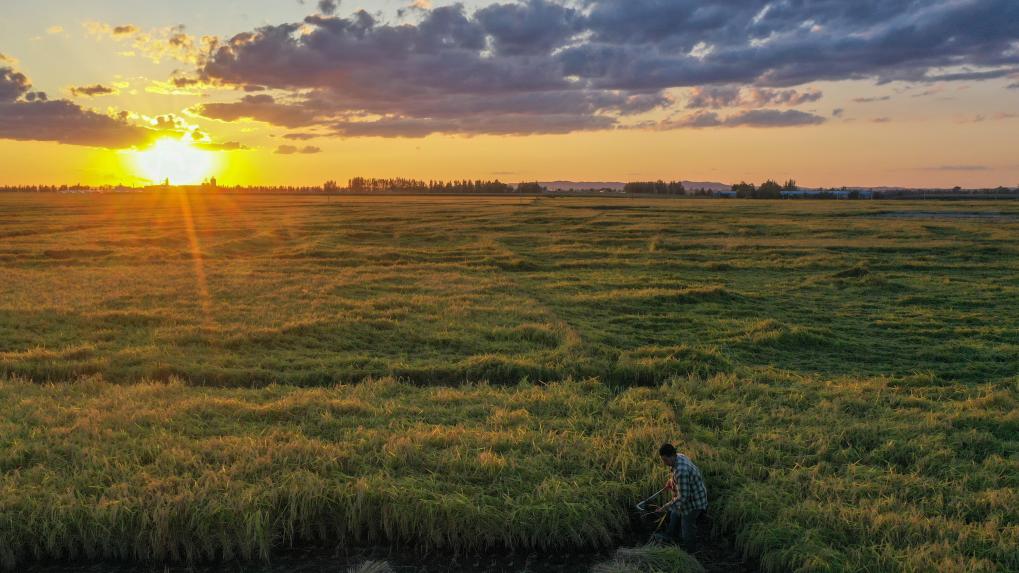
[20,515,758,573]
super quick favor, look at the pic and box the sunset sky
[1,0,1017,188]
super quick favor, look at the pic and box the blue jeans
[665,508,703,550]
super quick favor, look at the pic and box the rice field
[1,192,1018,572]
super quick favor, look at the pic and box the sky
[0,0,1017,188]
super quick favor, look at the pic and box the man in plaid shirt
[654,443,708,550]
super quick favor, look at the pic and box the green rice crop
[0,193,1017,572]
[0,377,674,569]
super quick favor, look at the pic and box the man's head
[658,443,677,467]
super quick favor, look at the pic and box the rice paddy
[1,192,1017,572]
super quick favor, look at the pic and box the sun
[129,137,219,185]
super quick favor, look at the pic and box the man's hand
[657,498,678,513]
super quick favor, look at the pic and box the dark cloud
[196,5,663,136]
[663,108,826,129]
[193,0,1018,137]
[687,85,822,109]
[745,87,823,107]
[282,132,322,140]
[318,0,338,16]
[685,86,741,109]
[853,96,891,103]
[275,144,321,154]
[724,109,827,127]
[192,94,320,128]
[832,108,844,117]
[1,62,155,147]
[0,99,158,148]
[914,68,1019,82]
[171,75,201,88]
[572,0,1019,88]
[112,25,138,35]
[475,0,582,56]
[0,66,31,101]
[70,84,116,97]
[0,61,232,149]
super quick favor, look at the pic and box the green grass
[0,193,1017,572]
[0,377,670,568]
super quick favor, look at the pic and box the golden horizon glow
[127,138,220,186]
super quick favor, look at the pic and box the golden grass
[1,193,1018,572]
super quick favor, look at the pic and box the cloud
[0,99,158,148]
[195,5,667,137]
[331,113,616,138]
[0,66,31,101]
[744,87,823,107]
[687,85,822,108]
[853,96,891,103]
[662,108,826,129]
[832,108,845,117]
[192,94,320,128]
[685,86,741,109]
[46,26,64,35]
[275,144,321,154]
[572,0,1019,88]
[84,21,210,64]
[914,68,1019,82]
[318,0,338,15]
[664,110,723,128]
[0,60,239,149]
[195,141,249,151]
[191,0,1019,138]
[724,109,827,127]
[70,84,117,97]
[475,0,583,56]
[1,62,156,147]
[282,132,322,140]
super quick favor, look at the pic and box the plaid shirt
[670,454,708,514]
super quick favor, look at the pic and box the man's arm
[657,472,684,512]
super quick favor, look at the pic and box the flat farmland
[1,193,1017,572]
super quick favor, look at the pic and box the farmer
[654,443,708,550]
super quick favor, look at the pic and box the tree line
[342,178,547,193]
[622,181,687,194]
[731,179,799,199]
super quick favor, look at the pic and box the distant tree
[516,182,546,194]
[624,181,686,195]
[323,180,338,192]
[755,180,783,199]
[848,190,861,200]
[732,181,756,198]
[783,179,798,192]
